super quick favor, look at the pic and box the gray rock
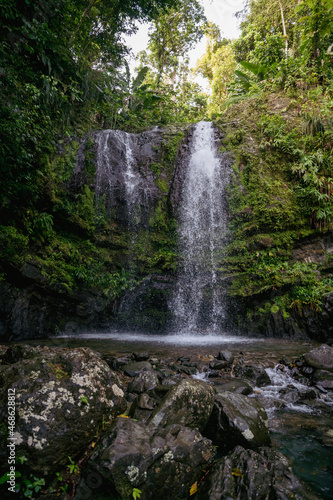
[148,379,215,431]
[0,346,126,476]
[121,360,153,373]
[196,445,317,500]
[137,393,155,410]
[303,344,333,372]
[128,371,160,393]
[214,379,253,396]
[209,360,228,370]
[177,364,198,375]
[132,352,150,361]
[313,369,333,389]
[75,418,216,500]
[203,391,270,451]
[234,364,271,387]
[217,350,234,365]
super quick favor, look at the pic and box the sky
[125,0,246,88]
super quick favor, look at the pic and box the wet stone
[132,352,150,361]
[214,379,253,396]
[196,445,316,500]
[313,369,333,390]
[137,393,155,410]
[209,359,228,370]
[302,366,314,375]
[103,355,132,370]
[128,371,160,393]
[177,364,197,375]
[217,350,234,365]
[303,344,333,372]
[149,379,215,431]
[234,364,271,387]
[75,418,216,500]
[121,360,153,373]
[203,391,271,451]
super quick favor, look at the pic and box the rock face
[148,379,215,431]
[0,265,115,341]
[73,129,164,228]
[0,125,188,340]
[203,391,271,451]
[75,417,216,500]
[0,346,126,475]
[196,445,317,500]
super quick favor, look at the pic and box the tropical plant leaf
[132,66,149,91]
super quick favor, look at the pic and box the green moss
[0,225,29,266]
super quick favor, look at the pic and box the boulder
[148,379,215,431]
[128,371,160,393]
[0,346,126,476]
[209,360,228,370]
[313,369,333,389]
[234,364,271,387]
[75,418,216,500]
[217,350,234,365]
[203,391,270,451]
[196,445,316,500]
[303,344,333,372]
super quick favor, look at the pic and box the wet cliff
[0,125,190,339]
[1,93,333,343]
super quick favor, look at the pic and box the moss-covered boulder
[0,346,126,476]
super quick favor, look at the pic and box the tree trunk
[278,0,288,57]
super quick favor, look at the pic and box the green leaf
[132,66,149,91]
[0,471,21,485]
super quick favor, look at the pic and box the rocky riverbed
[0,342,332,499]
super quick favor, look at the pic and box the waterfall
[94,130,141,226]
[171,121,230,334]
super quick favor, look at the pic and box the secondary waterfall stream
[171,121,230,334]
[94,129,142,226]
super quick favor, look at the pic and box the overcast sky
[125,0,246,88]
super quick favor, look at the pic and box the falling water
[171,121,230,334]
[94,130,140,225]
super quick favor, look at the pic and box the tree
[194,23,236,115]
[142,0,206,89]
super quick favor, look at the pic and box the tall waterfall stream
[171,121,230,334]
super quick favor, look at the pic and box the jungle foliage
[1,0,333,328]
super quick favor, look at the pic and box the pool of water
[15,330,317,362]
[270,412,333,500]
